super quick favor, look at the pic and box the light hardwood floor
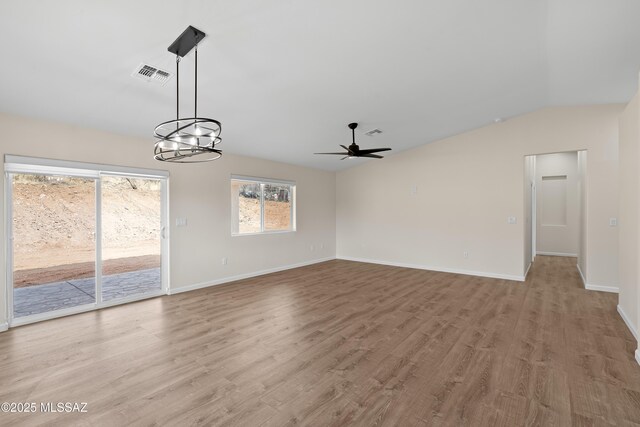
[0,256,639,426]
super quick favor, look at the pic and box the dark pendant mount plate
[168,26,206,57]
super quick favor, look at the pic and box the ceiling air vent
[132,63,172,85]
[364,128,383,136]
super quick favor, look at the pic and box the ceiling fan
[315,123,392,160]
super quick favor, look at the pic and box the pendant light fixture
[154,26,222,162]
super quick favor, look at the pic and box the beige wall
[0,113,336,326]
[337,105,622,284]
[535,152,579,256]
[618,93,639,337]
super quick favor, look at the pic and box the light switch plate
[609,218,618,227]
[176,217,187,227]
[507,216,517,224]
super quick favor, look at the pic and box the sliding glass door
[11,174,97,318]
[6,158,169,325]
[101,175,162,302]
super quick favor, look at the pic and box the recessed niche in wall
[541,175,567,226]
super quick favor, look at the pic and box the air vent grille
[155,69,171,83]
[132,63,172,85]
[139,65,157,77]
[364,128,383,136]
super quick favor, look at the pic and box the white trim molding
[524,262,532,279]
[577,263,618,293]
[618,305,639,342]
[169,257,335,295]
[536,251,578,257]
[585,284,619,293]
[636,350,640,367]
[577,263,586,286]
[336,256,525,282]
[0,322,8,333]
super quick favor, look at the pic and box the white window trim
[231,175,296,236]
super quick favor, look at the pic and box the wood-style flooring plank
[0,256,638,426]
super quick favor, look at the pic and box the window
[231,176,296,235]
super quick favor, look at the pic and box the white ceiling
[1,0,639,171]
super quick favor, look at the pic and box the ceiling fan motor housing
[313,121,391,159]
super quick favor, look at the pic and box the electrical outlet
[309,245,315,252]
[609,218,618,227]
[176,217,188,227]
[320,243,325,250]
[221,257,227,265]
[507,216,517,224]
[463,251,469,259]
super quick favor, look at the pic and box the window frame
[231,175,296,236]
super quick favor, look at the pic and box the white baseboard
[618,305,639,342]
[577,263,586,286]
[524,262,532,279]
[0,322,7,332]
[169,257,335,295]
[585,284,619,293]
[536,251,578,257]
[336,256,525,282]
[577,262,618,293]
[636,349,640,366]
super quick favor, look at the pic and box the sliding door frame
[4,156,170,327]
[99,172,170,301]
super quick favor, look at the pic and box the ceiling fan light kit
[314,122,392,160]
[154,26,223,163]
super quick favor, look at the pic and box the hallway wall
[618,77,640,341]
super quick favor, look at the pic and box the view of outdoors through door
[12,174,97,317]
[101,176,161,302]
[11,172,164,320]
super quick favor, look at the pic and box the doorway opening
[5,156,169,326]
[523,150,587,280]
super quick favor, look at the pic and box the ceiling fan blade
[315,152,349,155]
[361,153,383,159]
[357,148,392,154]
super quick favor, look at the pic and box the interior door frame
[4,155,170,328]
[532,180,536,262]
